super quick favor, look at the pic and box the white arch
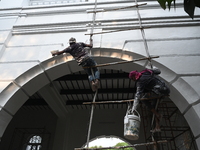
[0,48,199,148]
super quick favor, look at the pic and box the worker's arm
[52,50,65,56]
[132,82,144,112]
[152,67,161,75]
[85,43,93,48]
[84,38,93,48]
[132,88,141,111]
[52,46,71,56]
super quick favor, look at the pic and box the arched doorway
[0,50,199,149]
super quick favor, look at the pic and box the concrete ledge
[0,82,29,115]
[171,77,200,113]
[184,103,200,137]
[196,136,200,150]
[43,56,74,81]
[0,82,21,107]
[0,81,12,93]
[0,108,13,137]
[168,86,188,113]
[181,76,200,98]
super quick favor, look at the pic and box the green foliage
[89,142,135,150]
[156,0,200,19]
[106,142,135,150]
[90,146,103,149]
[157,0,174,10]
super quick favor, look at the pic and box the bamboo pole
[86,90,98,148]
[85,27,150,36]
[83,97,163,105]
[75,140,168,150]
[82,56,159,69]
[104,3,147,12]
[86,3,147,13]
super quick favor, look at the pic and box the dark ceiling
[24,69,136,110]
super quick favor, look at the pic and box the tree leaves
[157,0,174,10]
[89,142,135,150]
[184,0,196,18]
[194,0,200,7]
[157,0,200,19]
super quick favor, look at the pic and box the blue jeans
[81,57,100,81]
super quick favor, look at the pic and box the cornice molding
[12,16,200,35]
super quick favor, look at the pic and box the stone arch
[0,48,199,148]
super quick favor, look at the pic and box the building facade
[0,0,200,149]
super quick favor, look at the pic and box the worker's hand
[133,97,139,111]
[90,38,93,46]
[51,50,59,56]
[90,44,93,48]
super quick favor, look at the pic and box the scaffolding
[75,0,198,149]
[76,97,198,150]
[140,99,198,150]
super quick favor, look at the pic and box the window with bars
[29,0,89,6]
[26,135,42,150]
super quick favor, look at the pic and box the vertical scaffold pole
[86,90,98,148]
[89,0,97,48]
[86,0,98,147]
[134,1,159,148]
[134,0,153,69]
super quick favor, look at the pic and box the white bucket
[124,110,141,140]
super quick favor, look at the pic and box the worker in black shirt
[52,37,100,91]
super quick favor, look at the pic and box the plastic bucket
[124,110,140,140]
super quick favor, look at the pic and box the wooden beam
[83,97,162,105]
[85,26,150,35]
[60,88,134,95]
[82,56,159,69]
[75,140,168,150]
[56,72,129,81]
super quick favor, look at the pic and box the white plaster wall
[0,0,28,8]
[0,0,200,149]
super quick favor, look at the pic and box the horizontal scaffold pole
[83,96,163,105]
[86,3,147,13]
[82,56,159,69]
[105,3,147,12]
[85,27,150,36]
[75,140,168,150]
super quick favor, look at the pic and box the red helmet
[129,70,141,80]
[129,70,138,78]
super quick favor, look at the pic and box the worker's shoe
[91,81,97,92]
[94,79,100,89]
[156,114,163,125]
[150,128,161,133]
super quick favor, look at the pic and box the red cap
[129,70,141,80]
